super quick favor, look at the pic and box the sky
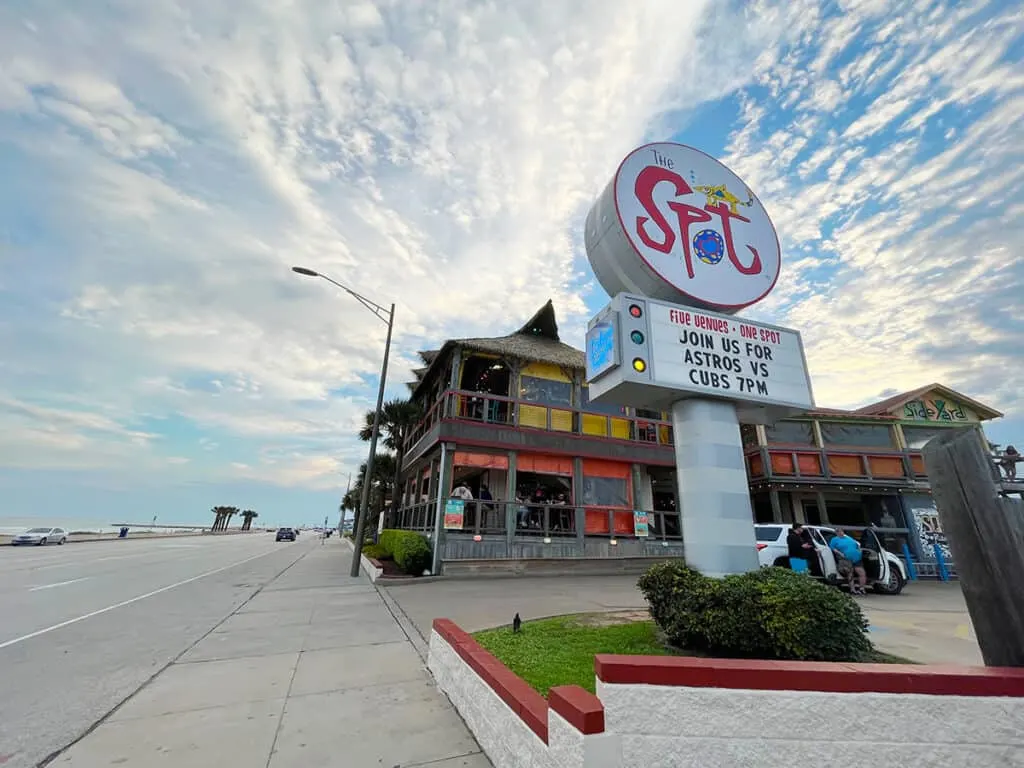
[1,0,1021,528]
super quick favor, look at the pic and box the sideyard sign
[585,142,781,312]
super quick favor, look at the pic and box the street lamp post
[291,266,395,578]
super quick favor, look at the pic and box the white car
[10,527,68,546]
[755,524,906,595]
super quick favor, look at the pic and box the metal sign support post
[670,398,759,577]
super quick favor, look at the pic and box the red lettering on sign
[704,202,762,276]
[633,166,690,254]
[632,168,764,280]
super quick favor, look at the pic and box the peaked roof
[409,301,585,398]
[857,383,1004,421]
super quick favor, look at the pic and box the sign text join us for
[585,294,813,420]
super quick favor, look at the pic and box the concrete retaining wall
[429,619,619,768]
[595,655,1024,768]
[428,618,1024,768]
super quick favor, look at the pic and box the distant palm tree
[210,505,240,532]
[358,399,422,524]
[239,510,259,531]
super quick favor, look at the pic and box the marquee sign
[586,294,813,423]
[584,143,781,313]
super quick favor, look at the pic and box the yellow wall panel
[518,404,547,429]
[550,409,573,432]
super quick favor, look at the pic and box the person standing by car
[787,523,815,573]
[829,528,867,595]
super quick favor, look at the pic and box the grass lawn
[474,613,673,695]
[473,612,914,696]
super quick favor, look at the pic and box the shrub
[637,561,716,650]
[699,572,773,657]
[360,543,391,561]
[378,529,433,575]
[638,563,872,662]
[755,568,872,661]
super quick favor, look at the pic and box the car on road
[275,527,296,542]
[755,523,907,595]
[11,527,68,546]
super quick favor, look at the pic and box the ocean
[0,517,210,535]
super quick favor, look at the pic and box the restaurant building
[392,301,1009,575]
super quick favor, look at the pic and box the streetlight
[291,265,395,578]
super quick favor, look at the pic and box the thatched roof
[455,301,584,370]
[410,301,584,399]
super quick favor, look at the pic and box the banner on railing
[444,499,465,529]
[633,510,650,537]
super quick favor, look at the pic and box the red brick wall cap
[549,685,605,734]
[594,655,1024,697]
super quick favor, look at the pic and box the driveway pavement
[45,539,489,768]
[382,575,982,665]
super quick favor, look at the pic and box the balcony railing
[745,446,929,483]
[389,498,682,542]
[403,388,674,453]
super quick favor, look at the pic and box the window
[519,375,571,407]
[635,408,662,420]
[820,423,894,448]
[755,525,783,542]
[741,424,760,447]
[580,386,626,416]
[752,494,774,523]
[902,426,951,450]
[582,476,629,507]
[765,420,815,445]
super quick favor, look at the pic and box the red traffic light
[628,304,643,318]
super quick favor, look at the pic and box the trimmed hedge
[376,530,433,575]
[360,543,391,561]
[638,562,872,662]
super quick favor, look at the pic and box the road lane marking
[0,546,290,650]
[29,578,89,591]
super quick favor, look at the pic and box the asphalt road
[0,532,321,768]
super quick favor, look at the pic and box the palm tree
[240,510,259,531]
[210,505,238,532]
[348,452,397,539]
[358,399,423,524]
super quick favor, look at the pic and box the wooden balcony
[403,388,674,466]
[746,445,928,487]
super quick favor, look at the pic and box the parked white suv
[754,524,907,595]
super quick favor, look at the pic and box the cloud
[0,0,1020,509]
[721,0,1024,415]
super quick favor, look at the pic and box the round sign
[584,142,781,313]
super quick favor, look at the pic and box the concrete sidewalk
[382,575,982,666]
[51,539,490,768]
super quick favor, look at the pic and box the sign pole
[670,398,759,576]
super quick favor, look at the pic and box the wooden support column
[631,464,644,508]
[769,489,783,523]
[923,427,1024,666]
[505,451,518,548]
[572,375,583,434]
[816,490,829,524]
[430,442,457,575]
[574,456,585,554]
[446,348,462,417]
